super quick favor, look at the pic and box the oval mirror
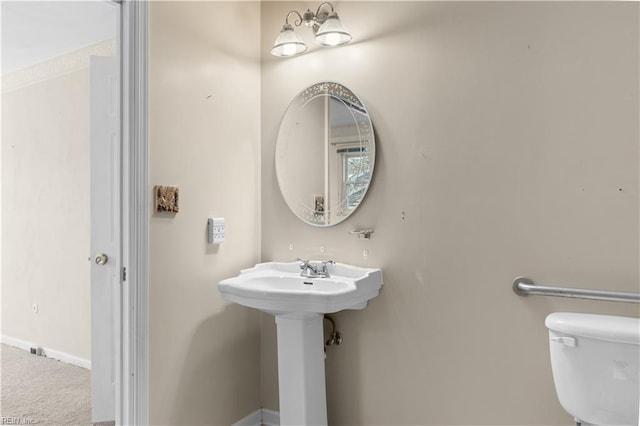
[276,82,375,226]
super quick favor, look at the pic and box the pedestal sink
[218,261,383,426]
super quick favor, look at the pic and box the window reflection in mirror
[328,97,370,218]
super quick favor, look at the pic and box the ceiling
[1,1,118,75]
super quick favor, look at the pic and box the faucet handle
[296,258,309,268]
[321,260,335,273]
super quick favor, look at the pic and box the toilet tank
[545,312,639,426]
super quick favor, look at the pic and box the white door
[90,55,120,423]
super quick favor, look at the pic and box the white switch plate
[208,217,225,244]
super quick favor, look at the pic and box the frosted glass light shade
[315,12,351,46]
[271,24,308,57]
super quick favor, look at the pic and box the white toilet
[545,312,640,426]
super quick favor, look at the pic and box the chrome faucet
[297,258,334,278]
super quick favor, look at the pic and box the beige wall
[1,68,92,360]
[261,2,639,425]
[148,2,262,424]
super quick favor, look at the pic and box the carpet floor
[1,343,113,425]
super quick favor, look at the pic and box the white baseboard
[233,408,280,426]
[1,334,91,370]
[261,409,280,426]
[233,410,262,426]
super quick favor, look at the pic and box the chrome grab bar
[513,277,640,304]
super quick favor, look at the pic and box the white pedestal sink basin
[218,261,383,426]
[218,261,383,315]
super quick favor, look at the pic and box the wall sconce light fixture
[271,2,352,58]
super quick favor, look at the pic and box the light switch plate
[208,217,225,244]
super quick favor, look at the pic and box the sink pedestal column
[275,313,327,426]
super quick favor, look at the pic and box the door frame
[119,1,148,424]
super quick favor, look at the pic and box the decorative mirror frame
[276,81,375,226]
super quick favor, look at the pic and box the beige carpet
[1,343,113,425]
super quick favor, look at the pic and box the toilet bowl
[545,312,639,426]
